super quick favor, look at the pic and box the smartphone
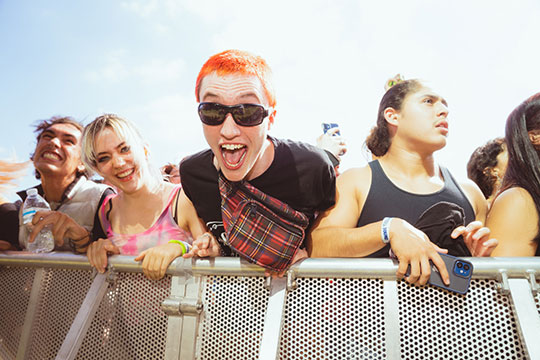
[322,123,340,136]
[405,253,473,294]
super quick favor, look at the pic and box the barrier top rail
[1,252,539,279]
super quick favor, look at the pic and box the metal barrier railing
[0,252,539,360]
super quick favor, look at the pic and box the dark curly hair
[366,79,423,156]
[466,138,505,198]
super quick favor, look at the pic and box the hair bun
[384,74,405,91]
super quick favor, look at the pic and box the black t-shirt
[180,137,336,242]
[0,201,20,248]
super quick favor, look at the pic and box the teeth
[43,152,61,160]
[221,144,245,150]
[117,169,134,178]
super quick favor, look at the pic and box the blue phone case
[405,253,473,294]
[322,123,340,136]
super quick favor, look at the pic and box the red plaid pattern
[219,174,309,272]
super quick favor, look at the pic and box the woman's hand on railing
[183,233,221,259]
[451,221,498,257]
[135,243,187,280]
[389,218,450,286]
[87,238,120,273]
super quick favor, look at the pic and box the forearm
[309,221,385,258]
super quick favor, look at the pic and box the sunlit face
[33,123,84,179]
[198,72,275,182]
[94,127,142,194]
[393,86,450,152]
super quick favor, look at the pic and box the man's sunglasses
[198,102,269,127]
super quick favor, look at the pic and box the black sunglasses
[198,102,269,127]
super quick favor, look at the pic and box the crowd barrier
[0,252,539,360]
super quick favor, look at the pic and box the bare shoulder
[337,164,372,210]
[493,187,535,210]
[176,188,206,237]
[489,187,538,256]
[457,178,487,219]
[161,181,177,197]
[338,165,372,191]
[458,178,484,201]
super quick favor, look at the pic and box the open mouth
[116,168,135,181]
[42,151,62,161]
[220,144,247,170]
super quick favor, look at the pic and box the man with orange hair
[178,50,336,272]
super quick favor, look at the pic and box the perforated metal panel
[198,275,269,360]
[280,278,386,360]
[397,279,526,359]
[76,272,171,360]
[25,268,94,360]
[0,266,35,359]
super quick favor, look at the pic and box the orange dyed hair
[0,160,28,188]
[195,49,276,108]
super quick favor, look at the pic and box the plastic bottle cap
[26,188,38,196]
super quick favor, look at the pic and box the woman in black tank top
[310,78,498,286]
[489,93,540,256]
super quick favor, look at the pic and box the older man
[177,50,336,270]
[0,116,112,252]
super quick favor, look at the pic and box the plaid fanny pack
[218,173,309,272]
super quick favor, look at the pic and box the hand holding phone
[405,253,473,294]
[322,123,341,136]
[319,123,346,157]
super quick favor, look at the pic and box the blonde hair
[82,114,162,191]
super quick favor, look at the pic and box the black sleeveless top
[357,160,476,258]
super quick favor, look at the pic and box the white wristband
[381,217,392,244]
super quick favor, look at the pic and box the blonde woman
[82,114,202,279]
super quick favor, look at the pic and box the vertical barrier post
[16,268,46,360]
[383,280,401,360]
[258,276,287,360]
[507,278,540,360]
[162,259,202,360]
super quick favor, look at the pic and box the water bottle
[21,188,55,253]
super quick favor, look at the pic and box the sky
[1,0,540,199]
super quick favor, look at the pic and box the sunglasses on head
[198,102,269,127]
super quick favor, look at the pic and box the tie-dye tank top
[99,186,192,255]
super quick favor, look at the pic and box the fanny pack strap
[218,173,309,270]
[218,173,309,228]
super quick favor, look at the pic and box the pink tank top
[99,186,192,255]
